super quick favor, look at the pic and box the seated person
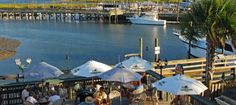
[123,81,141,100]
[141,73,148,90]
[25,91,38,105]
[44,82,55,92]
[48,91,61,105]
[74,83,84,104]
[95,87,107,105]
[58,85,68,99]
[22,85,30,101]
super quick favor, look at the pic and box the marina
[0,0,235,105]
[0,21,185,75]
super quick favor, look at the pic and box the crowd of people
[72,72,154,105]
[74,83,111,105]
[21,73,162,105]
[21,82,68,105]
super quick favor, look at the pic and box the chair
[52,99,64,105]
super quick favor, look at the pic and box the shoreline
[0,50,16,61]
[0,37,21,61]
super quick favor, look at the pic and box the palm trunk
[222,47,225,54]
[206,37,215,88]
[206,43,215,72]
[188,40,191,59]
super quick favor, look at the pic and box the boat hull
[128,18,166,25]
[181,40,234,58]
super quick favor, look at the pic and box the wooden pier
[0,8,179,23]
[0,9,125,23]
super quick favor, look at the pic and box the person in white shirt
[25,91,38,105]
[48,91,61,105]
[22,85,30,101]
[26,96,38,105]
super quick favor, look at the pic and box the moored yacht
[127,12,166,25]
[174,30,236,58]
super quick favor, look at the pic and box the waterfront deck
[0,54,235,105]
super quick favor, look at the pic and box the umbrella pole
[92,76,94,85]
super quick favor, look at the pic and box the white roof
[71,60,112,77]
[116,56,153,72]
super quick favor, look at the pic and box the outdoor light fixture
[15,58,32,73]
[26,58,32,64]
[156,58,168,100]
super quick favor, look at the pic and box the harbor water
[0,20,187,75]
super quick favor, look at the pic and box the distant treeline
[62,0,184,2]
[0,0,186,9]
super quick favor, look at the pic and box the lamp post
[157,58,168,100]
[15,58,32,74]
[157,59,168,78]
[65,54,70,70]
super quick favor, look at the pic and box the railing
[0,76,105,105]
[189,95,217,105]
[153,55,236,82]
[151,55,236,104]
[0,81,40,105]
[1,55,236,104]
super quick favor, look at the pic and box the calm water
[0,20,188,75]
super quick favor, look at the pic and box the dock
[0,8,180,24]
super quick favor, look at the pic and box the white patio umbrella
[152,74,208,95]
[116,56,153,72]
[71,60,112,77]
[23,62,64,80]
[99,66,142,105]
[99,66,142,83]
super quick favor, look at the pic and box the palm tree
[179,12,203,58]
[180,0,236,86]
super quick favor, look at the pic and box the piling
[139,37,143,58]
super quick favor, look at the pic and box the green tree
[180,0,236,85]
[180,12,203,58]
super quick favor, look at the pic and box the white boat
[174,30,236,58]
[173,29,181,36]
[127,12,166,25]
